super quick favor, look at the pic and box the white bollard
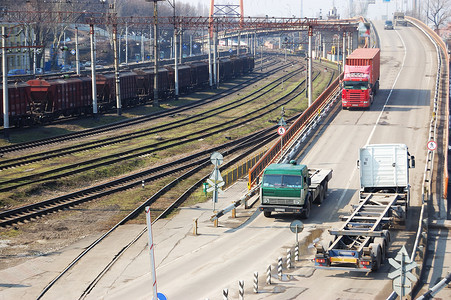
[287,249,292,269]
[253,271,258,293]
[266,265,271,285]
[295,244,299,261]
[239,280,244,300]
[278,257,283,279]
[223,288,228,300]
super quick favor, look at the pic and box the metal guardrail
[247,72,343,188]
[417,272,451,299]
[386,17,449,300]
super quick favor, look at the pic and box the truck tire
[374,237,386,262]
[300,194,312,219]
[263,211,271,218]
[315,184,325,204]
[370,243,382,271]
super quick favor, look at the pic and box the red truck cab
[341,48,380,109]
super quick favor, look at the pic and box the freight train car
[187,61,209,89]
[27,77,92,123]
[2,55,254,127]
[165,65,192,94]
[0,82,31,127]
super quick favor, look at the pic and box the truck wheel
[263,211,271,218]
[370,243,382,271]
[374,237,386,262]
[300,194,312,219]
[315,184,325,204]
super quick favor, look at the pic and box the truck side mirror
[307,177,311,186]
[357,160,360,168]
[410,156,415,168]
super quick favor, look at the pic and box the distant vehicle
[35,68,43,75]
[393,12,406,26]
[61,65,72,72]
[384,20,394,30]
[7,69,26,76]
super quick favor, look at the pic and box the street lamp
[145,0,165,107]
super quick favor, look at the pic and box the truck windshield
[343,81,368,90]
[262,175,302,188]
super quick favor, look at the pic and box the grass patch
[0,228,22,238]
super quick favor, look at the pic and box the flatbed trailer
[314,144,414,272]
[314,192,406,271]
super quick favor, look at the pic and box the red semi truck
[341,48,380,109]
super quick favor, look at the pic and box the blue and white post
[146,206,158,300]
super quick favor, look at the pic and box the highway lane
[78,21,438,300]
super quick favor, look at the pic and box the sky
[189,0,418,20]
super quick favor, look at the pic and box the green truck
[259,162,333,219]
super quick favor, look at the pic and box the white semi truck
[314,144,415,272]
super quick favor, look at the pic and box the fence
[248,72,342,188]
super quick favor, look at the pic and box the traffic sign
[277,126,286,135]
[290,220,304,234]
[70,49,76,55]
[388,265,417,281]
[207,179,224,189]
[388,246,417,297]
[393,276,412,296]
[427,140,437,151]
[209,170,224,182]
[278,116,287,126]
[210,152,223,166]
[229,48,233,53]
[157,293,167,300]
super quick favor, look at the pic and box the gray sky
[190,0,416,19]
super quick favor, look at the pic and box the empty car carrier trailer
[314,144,415,272]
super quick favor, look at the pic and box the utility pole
[75,26,80,75]
[112,3,121,116]
[146,0,164,107]
[2,26,9,140]
[308,26,313,106]
[89,23,98,117]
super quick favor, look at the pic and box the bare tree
[427,0,451,31]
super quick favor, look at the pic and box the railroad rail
[35,115,279,299]
[0,62,328,193]
[0,58,281,155]
[0,62,334,227]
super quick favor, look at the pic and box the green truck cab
[259,162,332,219]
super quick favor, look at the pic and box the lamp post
[146,0,165,107]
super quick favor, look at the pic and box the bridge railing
[248,72,342,189]
[395,17,450,299]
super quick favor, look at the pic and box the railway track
[0,58,282,155]
[0,62,328,193]
[0,68,335,225]
[0,60,295,169]
[0,129,273,227]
